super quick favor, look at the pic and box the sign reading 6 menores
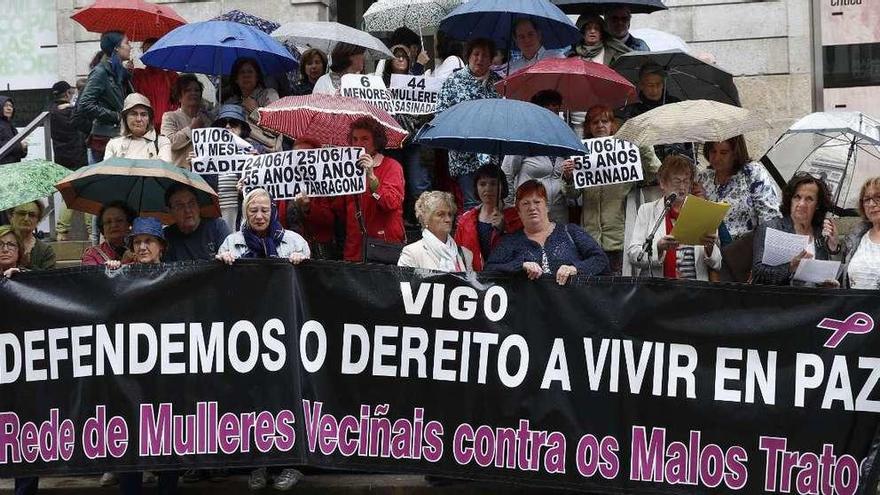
[340,74,395,114]
[241,146,365,200]
[570,137,644,189]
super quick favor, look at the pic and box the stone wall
[631,0,815,157]
[55,0,332,81]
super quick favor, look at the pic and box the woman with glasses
[628,155,721,280]
[752,173,839,286]
[842,178,880,289]
[486,180,609,285]
[0,224,26,277]
[81,201,136,266]
[7,200,55,270]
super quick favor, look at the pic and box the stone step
[0,473,581,494]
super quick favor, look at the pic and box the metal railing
[0,111,56,238]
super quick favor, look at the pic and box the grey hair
[414,191,457,228]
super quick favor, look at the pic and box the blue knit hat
[126,217,166,249]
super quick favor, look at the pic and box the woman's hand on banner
[289,253,308,265]
[216,252,236,265]
[105,260,122,271]
[522,262,543,280]
[556,265,578,285]
[3,267,20,278]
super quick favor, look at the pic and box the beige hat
[120,93,154,136]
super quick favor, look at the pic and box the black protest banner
[2,262,880,495]
[571,137,644,188]
[240,147,365,200]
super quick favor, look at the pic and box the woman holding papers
[752,173,839,286]
[628,155,721,280]
[842,178,880,289]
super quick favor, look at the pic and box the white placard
[389,74,445,115]
[191,127,252,161]
[240,146,366,200]
[340,74,396,114]
[793,259,841,284]
[569,137,643,189]
[761,228,810,266]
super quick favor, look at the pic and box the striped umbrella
[363,0,466,32]
[615,100,767,146]
[71,0,187,42]
[258,94,408,149]
[55,157,220,225]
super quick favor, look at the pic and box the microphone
[664,192,678,207]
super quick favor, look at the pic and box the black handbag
[354,196,404,264]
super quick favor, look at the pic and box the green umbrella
[55,157,220,224]
[0,160,72,212]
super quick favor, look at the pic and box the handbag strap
[352,195,368,236]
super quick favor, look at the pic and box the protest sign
[240,146,365,200]
[3,262,880,495]
[570,137,643,189]
[388,74,444,115]
[191,127,254,175]
[340,74,395,114]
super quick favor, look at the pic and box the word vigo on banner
[191,127,255,175]
[570,137,643,189]
[241,147,366,200]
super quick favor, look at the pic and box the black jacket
[0,96,26,164]
[49,99,88,169]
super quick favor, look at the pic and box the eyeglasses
[665,177,692,187]
[12,210,38,219]
[170,200,199,211]
[0,241,19,251]
[862,196,880,206]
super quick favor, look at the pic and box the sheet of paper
[793,259,841,284]
[669,195,730,245]
[761,228,810,266]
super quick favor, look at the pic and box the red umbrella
[258,94,409,149]
[495,58,638,111]
[71,0,187,42]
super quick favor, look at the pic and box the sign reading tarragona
[1,262,880,495]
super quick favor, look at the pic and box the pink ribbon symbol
[817,312,875,348]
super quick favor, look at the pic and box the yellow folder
[669,195,730,245]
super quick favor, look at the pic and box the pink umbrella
[71,0,187,42]
[495,58,638,111]
[257,94,408,149]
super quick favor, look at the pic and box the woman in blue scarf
[216,188,311,264]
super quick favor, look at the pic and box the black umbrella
[551,0,668,14]
[611,49,741,106]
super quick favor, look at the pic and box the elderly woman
[216,188,310,264]
[8,200,55,270]
[106,217,167,269]
[291,48,328,96]
[399,191,473,271]
[161,74,212,168]
[752,173,838,286]
[105,93,172,161]
[454,164,522,271]
[562,104,660,274]
[486,180,609,284]
[502,90,567,224]
[314,43,366,95]
[81,201,136,266]
[628,155,721,279]
[333,116,405,262]
[0,224,25,278]
[696,135,781,245]
[569,14,630,65]
[436,38,502,210]
[77,31,132,163]
[223,58,280,150]
[841,177,880,289]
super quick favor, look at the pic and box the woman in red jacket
[338,116,405,262]
[454,164,521,271]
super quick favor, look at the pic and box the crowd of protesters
[1,9,880,493]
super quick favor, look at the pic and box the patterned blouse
[696,161,781,241]
[435,67,501,177]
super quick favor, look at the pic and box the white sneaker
[272,468,303,491]
[99,472,117,486]
[249,467,268,490]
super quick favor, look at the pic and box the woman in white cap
[105,92,172,162]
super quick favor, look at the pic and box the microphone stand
[638,195,676,278]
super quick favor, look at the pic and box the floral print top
[697,161,781,240]
[435,67,501,177]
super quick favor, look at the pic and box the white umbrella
[761,111,880,211]
[616,99,767,145]
[630,28,688,52]
[271,21,393,58]
[363,0,466,33]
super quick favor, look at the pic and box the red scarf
[663,208,680,279]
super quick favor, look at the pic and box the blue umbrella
[414,99,587,157]
[142,20,299,76]
[439,0,581,50]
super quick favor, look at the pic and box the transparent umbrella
[761,111,880,213]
